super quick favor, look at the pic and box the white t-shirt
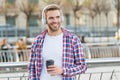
[40,33,63,80]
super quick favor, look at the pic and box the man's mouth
[53,24,58,27]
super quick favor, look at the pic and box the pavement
[0,65,120,80]
[79,65,120,80]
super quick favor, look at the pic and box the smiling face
[46,10,61,32]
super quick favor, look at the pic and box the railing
[0,45,120,62]
[0,45,120,80]
[0,76,28,80]
[0,27,42,38]
[83,44,120,59]
[0,49,30,62]
[0,58,120,69]
[0,26,117,37]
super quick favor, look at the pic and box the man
[28,4,87,80]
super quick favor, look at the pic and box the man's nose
[53,18,58,22]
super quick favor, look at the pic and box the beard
[48,23,61,32]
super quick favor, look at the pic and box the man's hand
[47,65,63,76]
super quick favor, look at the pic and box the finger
[47,66,57,71]
[48,65,56,68]
[48,71,57,76]
[47,67,56,71]
[49,72,57,76]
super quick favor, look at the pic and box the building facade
[0,0,119,42]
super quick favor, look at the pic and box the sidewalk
[0,66,120,80]
[78,65,120,80]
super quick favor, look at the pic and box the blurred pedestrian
[16,38,27,61]
[81,36,86,43]
[0,39,12,62]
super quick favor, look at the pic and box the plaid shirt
[28,28,87,80]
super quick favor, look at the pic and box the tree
[112,0,120,40]
[62,0,85,34]
[82,0,97,42]
[88,5,97,42]
[0,0,18,25]
[16,0,39,37]
[42,0,62,5]
[101,0,111,41]
[86,0,103,42]
[0,0,5,15]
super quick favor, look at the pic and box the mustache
[51,22,58,24]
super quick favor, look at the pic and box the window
[29,0,38,4]
[65,14,70,25]
[28,15,38,26]
[6,16,15,26]
[7,0,15,4]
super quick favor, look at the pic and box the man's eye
[56,16,60,18]
[49,17,53,20]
